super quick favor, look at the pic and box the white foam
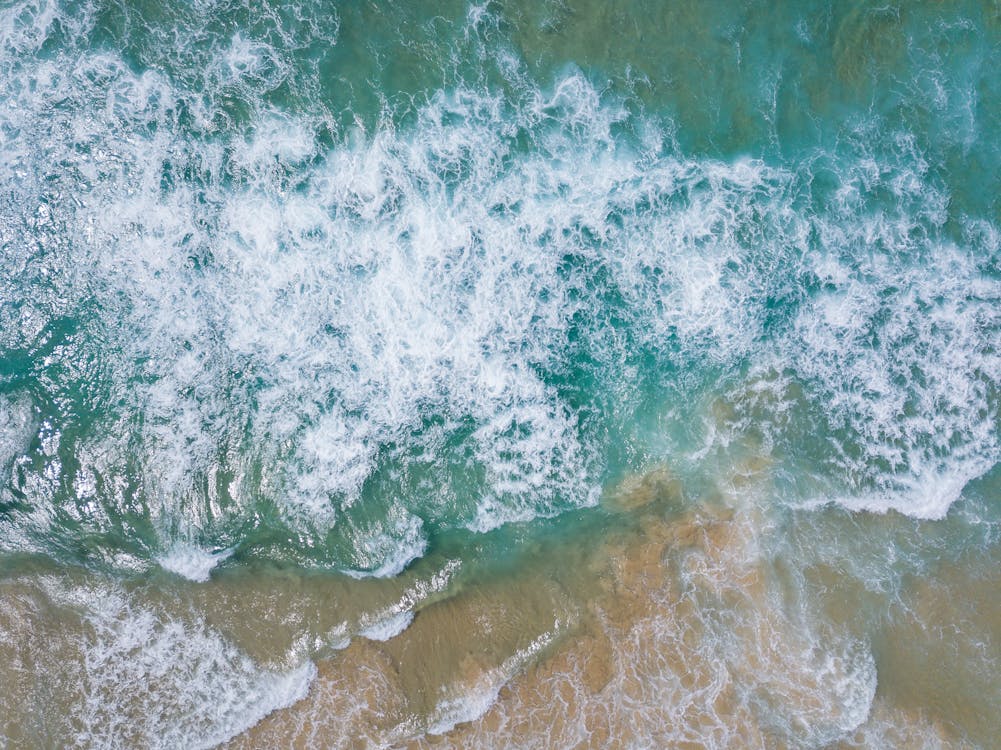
[157,543,234,583]
[0,0,997,564]
[339,507,427,578]
[358,610,414,642]
[423,627,561,736]
[354,559,460,642]
[786,237,999,517]
[0,395,35,475]
[34,577,316,750]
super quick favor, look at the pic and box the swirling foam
[0,0,997,576]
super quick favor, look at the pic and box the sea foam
[2,576,318,750]
[0,0,997,572]
[157,543,234,583]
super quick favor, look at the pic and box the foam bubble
[157,543,234,583]
[358,610,414,642]
[2,576,318,750]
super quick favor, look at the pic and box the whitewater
[0,0,998,746]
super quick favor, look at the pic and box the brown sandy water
[225,459,997,748]
[1,453,997,748]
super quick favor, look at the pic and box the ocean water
[0,0,998,746]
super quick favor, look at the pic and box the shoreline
[0,456,996,747]
[226,457,992,748]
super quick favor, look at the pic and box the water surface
[0,0,998,746]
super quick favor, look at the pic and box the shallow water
[1,0,999,746]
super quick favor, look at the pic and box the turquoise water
[0,0,999,746]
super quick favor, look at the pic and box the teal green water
[0,0,999,746]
